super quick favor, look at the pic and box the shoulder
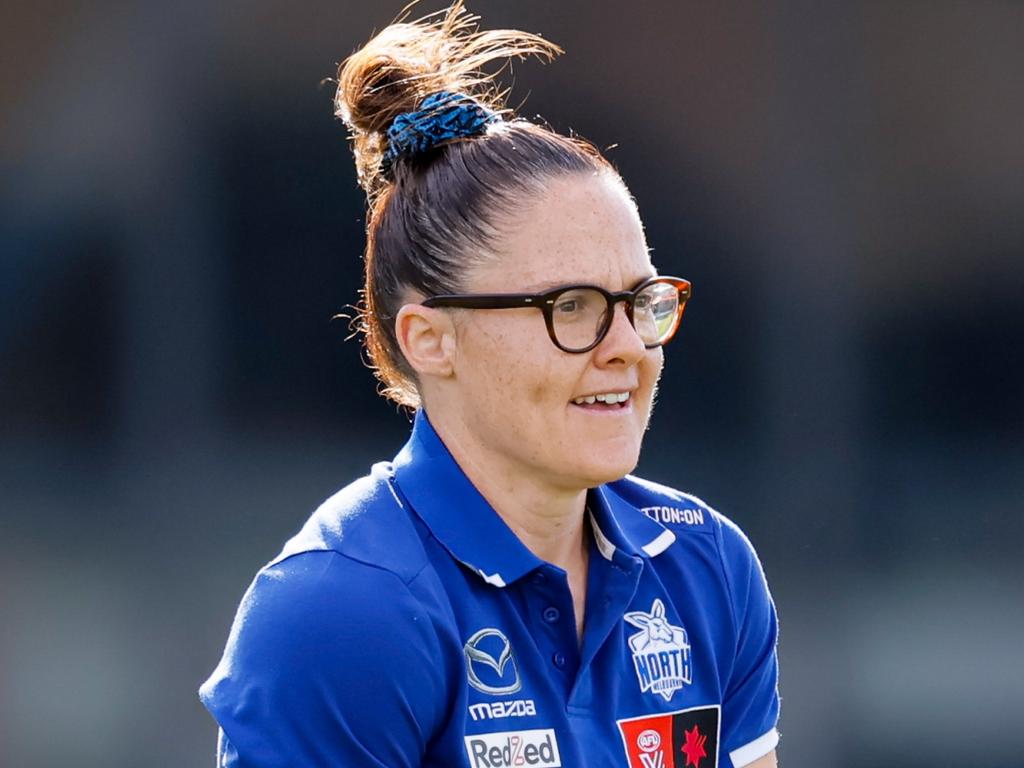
[199,462,466,762]
[218,547,450,667]
[200,543,460,725]
[608,474,769,601]
[609,473,745,544]
[273,460,430,585]
[222,458,455,659]
[200,462,453,703]
[199,548,460,763]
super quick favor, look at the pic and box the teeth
[572,392,631,405]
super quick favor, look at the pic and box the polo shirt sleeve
[199,550,452,767]
[717,517,781,767]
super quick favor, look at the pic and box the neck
[428,412,589,572]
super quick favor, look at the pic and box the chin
[572,449,641,488]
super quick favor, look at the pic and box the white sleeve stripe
[729,728,779,767]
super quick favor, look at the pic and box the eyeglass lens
[551,281,681,351]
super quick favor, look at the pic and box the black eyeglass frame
[420,275,692,353]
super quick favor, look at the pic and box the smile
[571,391,631,407]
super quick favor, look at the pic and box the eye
[634,293,653,310]
[552,288,603,322]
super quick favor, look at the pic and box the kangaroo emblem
[624,598,692,701]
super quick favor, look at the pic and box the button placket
[523,567,579,685]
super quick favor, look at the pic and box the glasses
[421,276,691,353]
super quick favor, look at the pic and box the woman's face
[445,172,664,490]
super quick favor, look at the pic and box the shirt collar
[392,410,544,587]
[392,410,675,588]
[588,484,677,563]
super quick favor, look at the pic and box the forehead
[471,173,653,292]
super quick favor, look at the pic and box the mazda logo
[463,628,522,695]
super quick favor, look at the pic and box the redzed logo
[464,729,561,768]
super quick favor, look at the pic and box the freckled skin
[435,172,664,494]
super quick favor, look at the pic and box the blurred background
[2,1,1022,766]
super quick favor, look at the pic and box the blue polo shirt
[200,411,780,768]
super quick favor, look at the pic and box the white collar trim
[589,510,617,561]
[641,528,676,557]
[477,569,507,587]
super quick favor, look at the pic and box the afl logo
[464,628,522,696]
[637,730,661,753]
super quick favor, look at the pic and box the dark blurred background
[2,1,1022,766]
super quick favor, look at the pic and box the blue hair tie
[383,91,499,173]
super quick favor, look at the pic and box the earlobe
[395,304,455,378]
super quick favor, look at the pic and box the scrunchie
[383,91,500,173]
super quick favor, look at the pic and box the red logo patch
[617,705,720,768]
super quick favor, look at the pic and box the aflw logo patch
[617,705,720,768]
[624,598,692,701]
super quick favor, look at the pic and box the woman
[200,4,780,767]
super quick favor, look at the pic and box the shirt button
[542,606,560,623]
[532,571,547,585]
[552,652,566,669]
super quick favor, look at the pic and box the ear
[624,612,650,629]
[394,303,456,379]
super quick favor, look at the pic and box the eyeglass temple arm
[422,294,549,309]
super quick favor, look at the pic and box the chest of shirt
[422,537,734,768]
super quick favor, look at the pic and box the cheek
[471,318,578,406]
[644,349,664,385]
[637,351,664,412]
[526,355,568,401]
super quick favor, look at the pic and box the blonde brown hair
[335,2,617,406]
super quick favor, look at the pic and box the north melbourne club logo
[624,598,692,701]
[617,705,720,768]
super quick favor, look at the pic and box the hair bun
[334,1,563,195]
[382,90,500,177]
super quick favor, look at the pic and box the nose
[594,301,646,366]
